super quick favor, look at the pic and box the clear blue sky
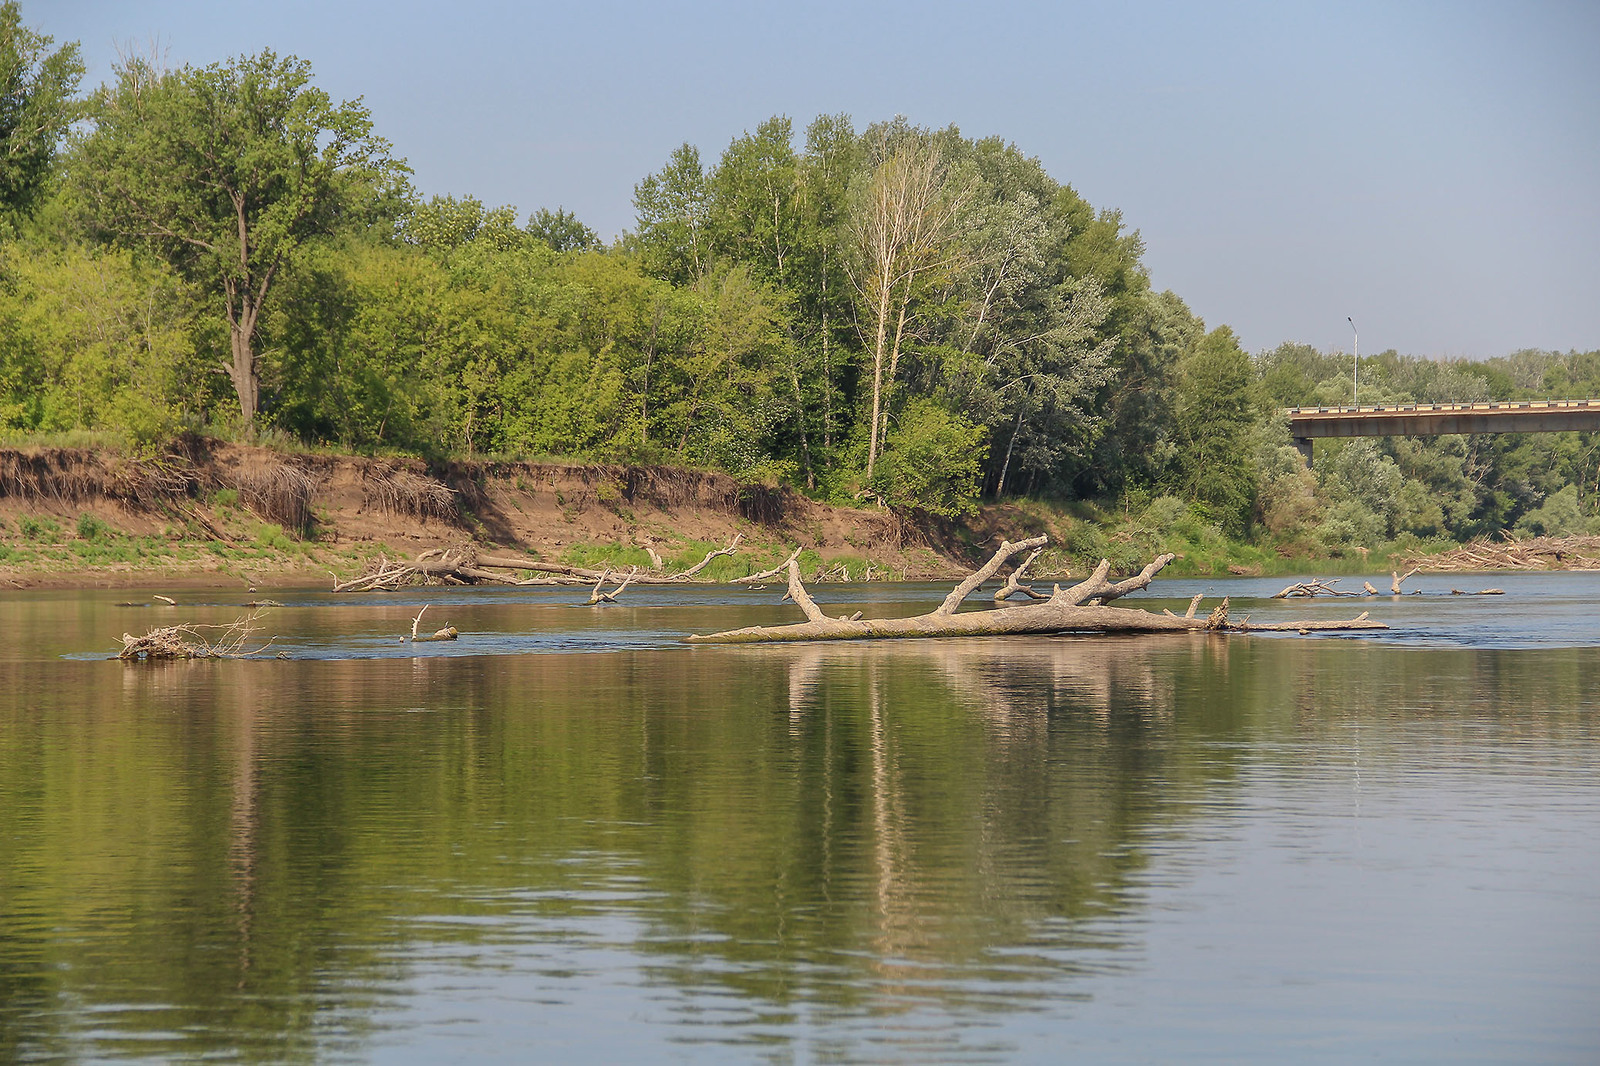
[36,0,1600,360]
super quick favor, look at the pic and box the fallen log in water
[334,536,753,592]
[687,539,1388,645]
[406,604,458,641]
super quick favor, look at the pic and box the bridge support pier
[1293,437,1314,468]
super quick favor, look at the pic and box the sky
[35,0,1600,360]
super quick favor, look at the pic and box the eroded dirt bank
[0,440,976,588]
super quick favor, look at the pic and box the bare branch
[936,535,1051,615]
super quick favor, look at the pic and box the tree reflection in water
[1,631,1596,1061]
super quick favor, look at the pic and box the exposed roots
[363,466,457,521]
[235,462,316,537]
[0,448,198,507]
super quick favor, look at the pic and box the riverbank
[0,438,1521,590]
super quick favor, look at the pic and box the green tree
[1170,326,1259,534]
[876,398,987,516]
[847,123,974,480]
[0,2,82,228]
[69,50,405,425]
[633,143,710,285]
[525,207,598,252]
[0,241,199,441]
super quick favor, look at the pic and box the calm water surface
[2,573,1597,1062]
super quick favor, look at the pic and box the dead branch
[1272,579,1356,599]
[994,547,1049,602]
[780,558,828,623]
[120,608,278,661]
[1399,535,1600,573]
[1050,553,1176,607]
[939,535,1049,614]
[587,566,639,605]
[406,603,458,641]
[688,542,1384,644]
[673,533,743,579]
[1391,568,1419,593]
[733,546,803,585]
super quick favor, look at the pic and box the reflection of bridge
[1287,399,1600,465]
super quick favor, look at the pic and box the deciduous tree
[70,50,404,424]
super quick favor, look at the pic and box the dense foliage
[0,5,1596,548]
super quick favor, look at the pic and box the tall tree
[633,143,710,285]
[847,125,972,480]
[0,1,83,226]
[70,50,404,424]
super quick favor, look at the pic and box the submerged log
[406,604,459,642]
[687,540,1386,644]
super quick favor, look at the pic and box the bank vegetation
[1,1,1597,579]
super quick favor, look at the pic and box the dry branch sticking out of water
[119,608,279,661]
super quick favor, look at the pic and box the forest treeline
[1,3,1597,553]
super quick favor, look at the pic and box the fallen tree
[687,537,1388,645]
[332,536,750,592]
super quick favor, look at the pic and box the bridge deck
[1287,399,1600,439]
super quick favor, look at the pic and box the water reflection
[2,607,1598,1061]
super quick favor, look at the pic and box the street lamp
[1348,317,1359,407]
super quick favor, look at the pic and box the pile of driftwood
[1273,571,1501,598]
[120,609,278,661]
[1403,534,1600,572]
[330,535,782,592]
[688,535,1386,644]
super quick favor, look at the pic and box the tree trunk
[688,541,1387,644]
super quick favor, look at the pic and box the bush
[76,513,108,541]
[875,400,986,518]
[1514,485,1594,537]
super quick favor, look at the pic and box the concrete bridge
[1287,399,1600,465]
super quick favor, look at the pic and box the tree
[70,50,404,424]
[633,143,710,285]
[1170,326,1259,534]
[847,124,973,480]
[526,207,597,252]
[0,1,82,227]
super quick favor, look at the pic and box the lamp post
[1348,317,1359,406]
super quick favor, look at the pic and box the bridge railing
[1286,399,1599,417]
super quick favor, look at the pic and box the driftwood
[1401,533,1600,573]
[992,543,1049,602]
[1273,579,1357,599]
[732,546,802,585]
[586,566,638,605]
[334,536,758,592]
[672,533,743,579]
[1450,588,1505,596]
[406,604,458,642]
[120,608,278,661]
[687,539,1387,644]
[1391,568,1419,594]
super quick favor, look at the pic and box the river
[2,573,1597,1062]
